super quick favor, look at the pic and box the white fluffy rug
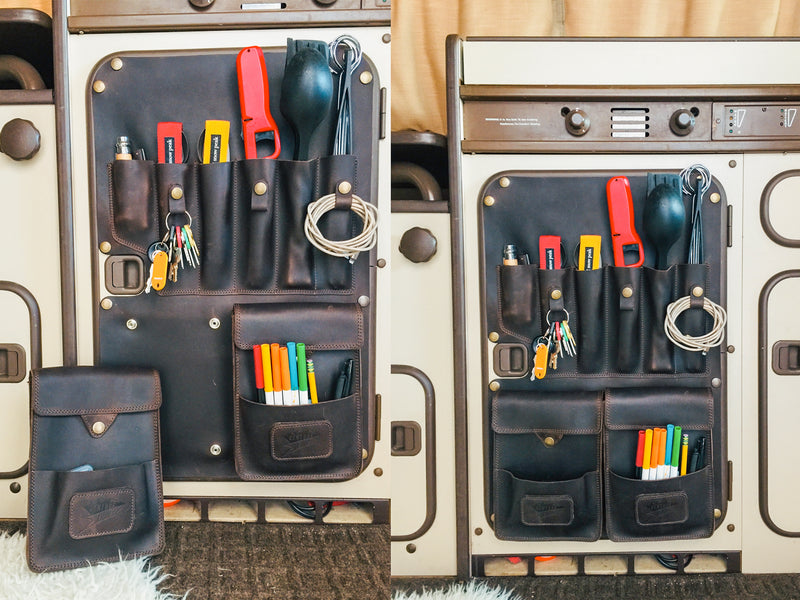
[0,532,184,600]
[393,581,523,600]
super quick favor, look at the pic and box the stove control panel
[712,103,800,139]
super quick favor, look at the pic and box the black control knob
[314,0,338,5]
[399,227,437,263]
[188,0,214,7]
[670,109,695,136]
[0,118,41,161]
[565,109,590,136]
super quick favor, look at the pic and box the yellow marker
[307,359,318,404]
[680,433,689,476]
[150,250,168,291]
[578,235,602,270]
[202,120,230,164]
[641,428,653,480]
[260,343,274,405]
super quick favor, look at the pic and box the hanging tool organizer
[481,170,727,542]
[86,41,380,482]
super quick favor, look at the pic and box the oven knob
[565,109,590,136]
[0,118,40,161]
[669,109,695,136]
[188,0,215,7]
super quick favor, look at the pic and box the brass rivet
[209,318,221,330]
[338,181,352,195]
[727,523,735,532]
[377,258,386,268]
[126,319,138,330]
[170,186,184,200]
[475,527,483,535]
[621,286,633,298]
[714,508,722,519]
[359,71,373,85]
[93,80,106,93]
[712,377,722,388]
[727,345,735,353]
[692,286,704,297]
[92,421,106,435]
[406,543,416,553]
[358,295,370,307]
[710,192,721,203]
[253,181,267,196]
[100,298,113,310]
[483,195,495,207]
[110,57,123,71]
[551,289,562,301]
[374,467,383,477]
[489,381,500,392]
[209,444,222,456]
[729,160,737,168]
[488,331,499,342]
[99,241,112,254]
[544,436,556,447]
[362,448,368,459]
[382,33,391,44]
[499,177,510,188]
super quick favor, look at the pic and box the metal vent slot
[611,108,649,138]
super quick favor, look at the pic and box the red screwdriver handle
[237,46,281,160]
[607,176,644,267]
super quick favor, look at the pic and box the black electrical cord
[287,500,333,519]
[655,553,693,570]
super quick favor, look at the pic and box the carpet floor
[0,521,390,600]
[392,575,800,600]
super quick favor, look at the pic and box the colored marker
[297,343,309,405]
[649,427,662,481]
[656,427,667,480]
[662,425,674,480]
[641,428,653,481]
[253,345,266,403]
[287,342,299,406]
[307,359,318,404]
[670,426,682,478]
[635,430,645,479]
[260,343,274,405]
[680,433,689,476]
[280,346,292,406]
[270,343,283,405]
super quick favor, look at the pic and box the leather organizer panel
[87,47,379,480]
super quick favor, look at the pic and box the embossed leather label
[69,487,135,539]
[520,495,574,526]
[635,491,689,526]
[271,420,333,461]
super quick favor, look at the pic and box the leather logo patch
[520,495,574,526]
[635,491,689,526]
[69,487,135,539]
[271,420,333,461]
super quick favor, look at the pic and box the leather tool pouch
[26,367,164,572]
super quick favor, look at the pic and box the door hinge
[727,205,733,248]
[379,87,387,140]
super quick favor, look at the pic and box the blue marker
[287,342,300,405]
[663,425,674,480]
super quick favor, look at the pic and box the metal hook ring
[165,210,192,230]
[545,309,570,326]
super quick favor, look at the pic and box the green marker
[670,426,682,478]
[297,343,309,404]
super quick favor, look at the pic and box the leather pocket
[198,161,233,290]
[575,268,605,373]
[608,266,643,373]
[491,390,602,541]
[643,266,676,373]
[108,160,158,254]
[27,461,162,572]
[496,264,540,344]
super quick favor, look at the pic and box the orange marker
[280,346,292,406]
[260,343,274,405]
[641,428,653,480]
[657,427,668,480]
[649,428,662,481]
[270,343,282,405]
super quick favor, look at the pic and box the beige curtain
[0,1,50,13]
[392,0,800,134]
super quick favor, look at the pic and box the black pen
[690,436,706,472]
[334,359,354,399]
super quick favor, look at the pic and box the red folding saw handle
[607,176,644,267]
[237,46,281,160]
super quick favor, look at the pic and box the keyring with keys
[531,309,577,380]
